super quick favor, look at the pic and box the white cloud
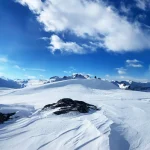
[27,68,46,72]
[106,75,150,82]
[0,66,4,70]
[50,35,85,54]
[15,0,43,13]
[126,59,140,63]
[40,37,49,41]
[24,74,36,79]
[0,57,8,63]
[120,2,131,14]
[105,74,110,78]
[126,59,143,68]
[16,0,150,53]
[64,67,76,74]
[14,65,21,69]
[14,65,46,72]
[135,0,150,10]
[116,67,127,75]
[0,72,5,77]
[39,74,44,78]
[128,64,143,68]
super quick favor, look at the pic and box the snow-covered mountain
[1,74,150,93]
[50,73,90,82]
[112,80,150,91]
[0,74,91,89]
[1,79,150,150]
[0,77,22,89]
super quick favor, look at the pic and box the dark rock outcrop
[0,112,16,124]
[42,98,99,115]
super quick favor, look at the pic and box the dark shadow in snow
[109,123,130,150]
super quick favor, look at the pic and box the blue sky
[0,0,150,81]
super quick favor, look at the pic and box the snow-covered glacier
[1,79,150,150]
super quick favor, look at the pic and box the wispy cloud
[0,72,5,77]
[24,74,36,79]
[39,74,45,78]
[14,65,21,69]
[26,68,46,72]
[106,74,150,82]
[126,59,143,68]
[116,67,127,75]
[49,35,85,54]
[120,2,131,14]
[64,67,76,74]
[135,0,150,10]
[14,65,46,72]
[0,57,8,63]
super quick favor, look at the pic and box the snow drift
[1,78,150,150]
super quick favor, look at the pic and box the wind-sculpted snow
[1,80,150,149]
[0,104,123,150]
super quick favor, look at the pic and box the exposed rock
[0,112,16,124]
[42,98,99,115]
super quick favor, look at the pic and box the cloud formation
[50,35,85,54]
[14,65,46,72]
[16,0,150,53]
[24,74,36,79]
[0,57,8,63]
[116,67,127,75]
[126,59,143,68]
[64,67,76,74]
[135,0,150,10]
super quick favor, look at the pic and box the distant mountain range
[50,73,90,82]
[112,80,150,92]
[0,77,22,89]
[0,74,90,89]
[0,74,150,92]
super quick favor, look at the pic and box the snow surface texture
[0,79,150,150]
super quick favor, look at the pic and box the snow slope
[0,73,91,89]
[15,79,49,88]
[0,79,150,150]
